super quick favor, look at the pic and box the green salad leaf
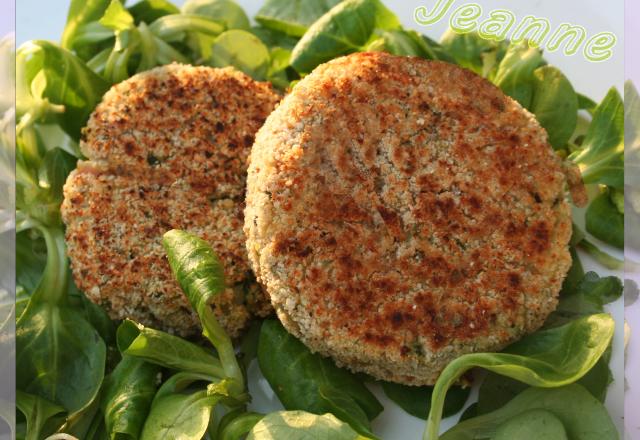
[424,314,615,439]
[17,143,77,227]
[266,46,293,89]
[561,247,584,294]
[101,356,161,440]
[67,279,116,346]
[17,40,110,140]
[371,29,454,62]
[251,26,299,50]
[218,412,264,440]
[60,395,109,440]
[211,29,271,79]
[181,0,250,63]
[570,87,624,189]
[183,0,250,30]
[117,319,225,378]
[151,371,217,403]
[258,319,383,437]
[37,148,77,204]
[61,0,112,49]
[529,66,578,150]
[66,20,114,58]
[16,390,67,440]
[15,33,112,431]
[440,385,617,440]
[16,226,107,414]
[547,271,623,328]
[477,37,580,149]
[256,0,342,37]
[100,0,135,31]
[129,0,180,25]
[65,409,105,439]
[439,30,507,78]
[17,301,105,414]
[140,390,222,440]
[290,0,399,74]
[163,229,244,391]
[472,342,613,422]
[464,336,613,419]
[87,0,252,82]
[577,345,614,403]
[121,231,255,440]
[466,374,528,420]
[566,270,623,305]
[16,232,46,295]
[148,13,225,41]
[578,93,598,113]
[162,229,225,329]
[493,42,544,108]
[381,382,469,420]
[418,34,456,62]
[572,224,624,270]
[585,190,624,249]
[490,409,568,440]
[248,411,369,440]
[611,188,624,213]
[238,320,262,370]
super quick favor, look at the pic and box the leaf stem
[423,356,468,440]
[218,412,264,440]
[28,224,68,307]
[579,240,624,270]
[201,306,244,393]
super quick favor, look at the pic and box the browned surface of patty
[62,64,280,337]
[245,52,572,385]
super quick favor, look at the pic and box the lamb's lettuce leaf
[290,0,400,74]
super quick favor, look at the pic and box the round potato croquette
[62,64,280,337]
[245,52,572,385]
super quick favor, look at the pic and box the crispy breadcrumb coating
[62,64,280,337]
[245,52,572,385]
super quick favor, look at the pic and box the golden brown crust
[245,52,572,384]
[62,64,280,337]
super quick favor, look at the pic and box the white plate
[16,0,626,438]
